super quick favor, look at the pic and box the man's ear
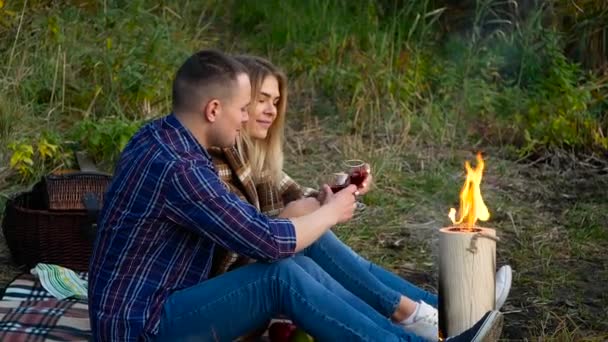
[203,99,221,123]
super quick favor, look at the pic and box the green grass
[0,0,607,340]
[564,203,608,243]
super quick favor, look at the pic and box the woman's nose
[265,103,277,116]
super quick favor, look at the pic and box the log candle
[438,226,497,336]
[439,153,500,338]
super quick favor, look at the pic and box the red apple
[268,322,297,342]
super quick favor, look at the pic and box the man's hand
[290,184,357,252]
[321,184,358,224]
[279,197,321,218]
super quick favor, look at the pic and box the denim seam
[313,242,401,317]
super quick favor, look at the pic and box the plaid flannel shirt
[208,146,318,277]
[88,114,296,341]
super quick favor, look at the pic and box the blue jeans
[155,257,424,341]
[300,231,438,314]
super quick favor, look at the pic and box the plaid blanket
[0,273,91,341]
[0,274,272,341]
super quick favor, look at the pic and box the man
[88,49,502,341]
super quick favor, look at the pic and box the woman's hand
[278,197,321,218]
[358,164,373,195]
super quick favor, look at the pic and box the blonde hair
[234,55,287,185]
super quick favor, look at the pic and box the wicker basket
[43,172,112,210]
[1,174,111,272]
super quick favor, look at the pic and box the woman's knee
[316,231,364,262]
[265,257,305,279]
[317,230,338,244]
[291,255,322,274]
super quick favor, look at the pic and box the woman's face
[246,75,280,139]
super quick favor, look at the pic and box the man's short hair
[172,49,246,113]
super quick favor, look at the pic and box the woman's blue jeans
[300,230,438,314]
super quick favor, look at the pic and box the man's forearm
[290,205,336,252]
[278,198,321,219]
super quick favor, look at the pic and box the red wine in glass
[344,159,369,188]
[327,172,349,193]
[330,184,348,193]
[349,169,368,188]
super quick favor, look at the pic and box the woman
[209,55,511,341]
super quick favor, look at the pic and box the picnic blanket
[0,273,91,341]
[0,274,282,341]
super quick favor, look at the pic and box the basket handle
[51,151,111,177]
[81,192,100,242]
[75,151,99,172]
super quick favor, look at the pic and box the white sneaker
[495,265,512,310]
[401,301,438,341]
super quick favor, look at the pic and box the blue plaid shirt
[88,114,296,341]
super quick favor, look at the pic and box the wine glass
[323,172,350,194]
[343,159,369,188]
[343,159,370,212]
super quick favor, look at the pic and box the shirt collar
[164,113,213,162]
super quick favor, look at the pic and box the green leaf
[9,152,21,168]
[22,157,34,166]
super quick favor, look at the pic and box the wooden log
[438,226,497,337]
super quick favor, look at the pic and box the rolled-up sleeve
[165,162,296,261]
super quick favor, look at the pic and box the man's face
[212,73,251,147]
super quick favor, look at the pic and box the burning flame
[448,153,490,229]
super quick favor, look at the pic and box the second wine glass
[343,159,369,188]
